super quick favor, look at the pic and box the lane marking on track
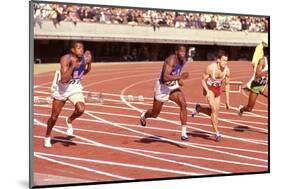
[36,152,207,176]
[34,113,267,154]
[119,79,268,146]
[34,107,268,143]
[34,153,133,180]
[34,119,227,174]
[34,88,268,116]
[33,135,267,168]
[83,111,267,163]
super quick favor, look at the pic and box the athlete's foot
[238,105,243,116]
[140,111,146,127]
[65,117,74,136]
[181,134,189,141]
[44,137,52,148]
[215,133,221,142]
[191,104,200,118]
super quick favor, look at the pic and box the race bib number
[68,79,81,85]
[256,77,268,85]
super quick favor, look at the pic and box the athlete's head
[71,41,84,58]
[217,49,228,68]
[175,45,186,62]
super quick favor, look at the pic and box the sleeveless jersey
[206,64,228,87]
[159,54,186,86]
[254,57,268,85]
[68,54,85,84]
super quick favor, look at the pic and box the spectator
[33,3,268,33]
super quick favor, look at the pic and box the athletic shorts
[52,80,85,105]
[154,80,180,102]
[250,81,267,94]
[203,85,221,98]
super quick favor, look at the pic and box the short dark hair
[175,45,186,51]
[71,40,83,48]
[217,49,228,59]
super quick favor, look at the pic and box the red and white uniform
[204,64,228,98]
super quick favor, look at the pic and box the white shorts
[154,80,180,102]
[52,80,85,105]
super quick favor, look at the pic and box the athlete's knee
[76,102,85,114]
[49,114,59,123]
[211,108,219,116]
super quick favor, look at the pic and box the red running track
[32,61,268,186]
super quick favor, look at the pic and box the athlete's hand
[84,50,92,64]
[180,72,189,80]
[178,79,184,86]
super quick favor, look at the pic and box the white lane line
[34,119,226,174]
[36,152,203,176]
[33,135,267,169]
[119,80,268,145]
[34,153,133,180]
[34,105,268,140]
[144,101,268,119]
[83,111,267,163]
[34,113,267,154]
[33,96,268,127]
[33,90,268,119]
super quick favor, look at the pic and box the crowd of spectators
[34,3,268,33]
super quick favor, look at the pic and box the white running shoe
[215,133,221,142]
[181,134,189,141]
[66,117,74,136]
[44,137,52,148]
[140,111,146,127]
[191,104,200,118]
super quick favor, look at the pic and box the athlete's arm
[201,65,211,94]
[60,55,75,83]
[163,58,188,82]
[84,50,92,75]
[224,68,230,109]
[255,58,268,79]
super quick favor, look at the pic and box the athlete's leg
[240,91,258,114]
[169,89,189,140]
[197,104,212,116]
[212,95,221,138]
[204,91,221,141]
[45,99,66,138]
[169,89,188,125]
[261,85,268,98]
[67,102,85,123]
[195,89,212,116]
[140,98,164,127]
[144,98,164,119]
[67,93,86,123]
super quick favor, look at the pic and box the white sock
[181,125,187,136]
[216,132,220,136]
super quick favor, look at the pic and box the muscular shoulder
[206,63,215,73]
[165,55,177,67]
[60,54,71,63]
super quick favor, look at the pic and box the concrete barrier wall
[34,21,267,47]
